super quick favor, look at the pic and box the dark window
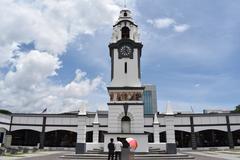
[121,27,130,39]
[86,131,93,142]
[11,129,40,146]
[160,132,166,143]
[124,62,127,73]
[124,12,127,17]
[99,130,107,143]
[0,132,4,143]
[145,132,154,143]
[44,130,77,147]
[175,130,191,148]
[196,130,229,147]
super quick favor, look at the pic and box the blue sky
[0,0,239,113]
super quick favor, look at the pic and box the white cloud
[147,17,190,33]
[0,0,120,112]
[0,0,121,66]
[174,24,190,33]
[0,51,104,113]
[147,18,175,29]
[5,50,61,90]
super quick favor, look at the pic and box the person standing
[108,138,115,160]
[114,137,123,160]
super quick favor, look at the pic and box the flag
[42,108,47,113]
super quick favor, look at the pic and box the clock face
[119,45,132,57]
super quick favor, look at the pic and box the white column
[76,107,87,154]
[165,116,175,144]
[93,112,100,143]
[165,101,176,154]
[153,113,160,143]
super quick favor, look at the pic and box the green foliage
[231,105,240,113]
[0,109,12,115]
[235,105,240,112]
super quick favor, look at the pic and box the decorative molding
[107,102,144,105]
[107,86,145,90]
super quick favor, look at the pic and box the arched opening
[160,131,166,143]
[175,130,191,148]
[99,130,107,143]
[121,116,131,133]
[121,27,130,39]
[232,129,240,146]
[144,132,154,143]
[11,129,40,146]
[86,131,93,142]
[196,129,228,147]
[45,130,76,147]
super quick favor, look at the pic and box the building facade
[143,85,158,115]
[0,9,240,153]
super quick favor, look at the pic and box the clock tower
[109,9,142,87]
[105,9,148,152]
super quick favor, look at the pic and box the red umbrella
[126,137,138,150]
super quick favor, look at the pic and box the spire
[166,101,174,115]
[93,112,99,124]
[153,113,159,124]
[124,0,127,8]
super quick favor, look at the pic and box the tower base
[104,133,148,152]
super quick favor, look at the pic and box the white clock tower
[105,9,148,152]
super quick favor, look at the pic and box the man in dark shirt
[108,138,115,160]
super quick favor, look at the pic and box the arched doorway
[175,130,191,148]
[196,129,228,147]
[121,116,131,133]
[232,129,240,146]
[44,130,76,147]
[11,129,40,146]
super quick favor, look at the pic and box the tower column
[165,102,176,154]
[76,109,87,154]
[93,112,100,143]
[153,113,160,143]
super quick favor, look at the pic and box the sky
[0,0,240,113]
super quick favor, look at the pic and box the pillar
[165,102,176,154]
[226,115,234,149]
[190,116,197,150]
[93,112,100,143]
[153,113,160,143]
[39,116,46,149]
[76,108,87,154]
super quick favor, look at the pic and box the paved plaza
[1,150,240,160]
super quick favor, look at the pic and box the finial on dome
[124,0,127,8]
[153,113,159,124]
[166,101,174,115]
[93,112,99,124]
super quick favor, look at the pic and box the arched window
[121,27,130,39]
[121,116,131,133]
[124,12,127,17]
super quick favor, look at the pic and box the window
[121,27,130,39]
[124,62,127,73]
[124,12,127,17]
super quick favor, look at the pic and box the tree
[0,109,12,115]
[232,105,240,113]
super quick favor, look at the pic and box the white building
[0,9,240,154]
